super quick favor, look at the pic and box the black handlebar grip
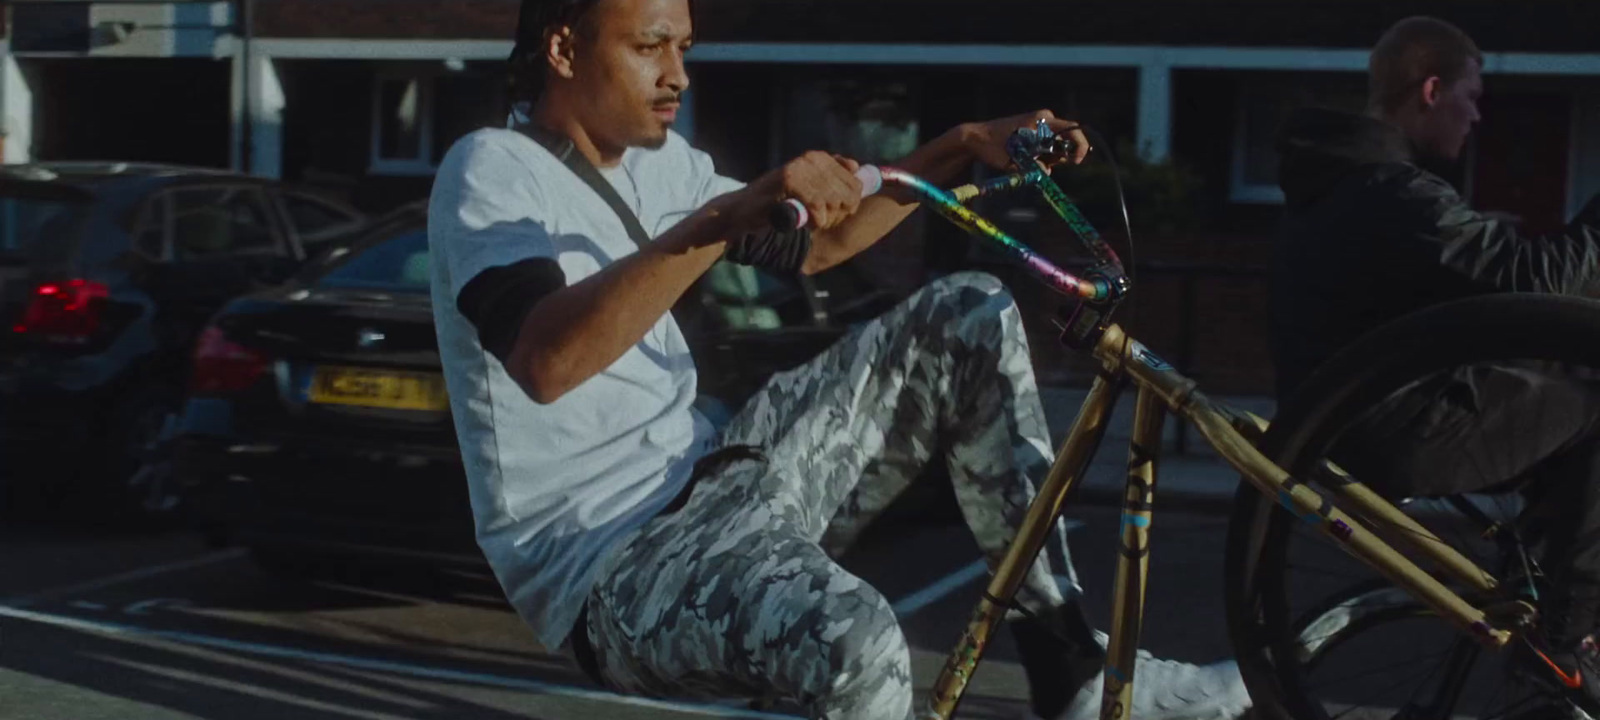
[770,200,805,233]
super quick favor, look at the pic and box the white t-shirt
[427,126,744,649]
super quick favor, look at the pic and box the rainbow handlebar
[770,120,1127,304]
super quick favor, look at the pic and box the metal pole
[239,0,253,174]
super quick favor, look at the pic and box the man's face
[1416,59,1483,161]
[570,0,692,151]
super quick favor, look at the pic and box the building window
[780,78,920,166]
[1571,91,1600,221]
[777,75,927,296]
[369,69,505,176]
[371,75,436,175]
[1230,72,1366,204]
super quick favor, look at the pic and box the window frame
[369,72,438,177]
[128,191,172,261]
[1229,72,1369,205]
[163,183,290,262]
[273,190,367,257]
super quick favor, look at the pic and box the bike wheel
[1224,293,1600,720]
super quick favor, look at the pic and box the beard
[639,126,670,150]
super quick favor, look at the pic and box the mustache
[652,94,681,107]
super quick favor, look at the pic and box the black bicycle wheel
[1225,293,1600,720]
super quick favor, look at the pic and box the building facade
[6,0,1599,394]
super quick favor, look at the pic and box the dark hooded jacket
[1269,107,1600,400]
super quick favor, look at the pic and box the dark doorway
[29,57,232,169]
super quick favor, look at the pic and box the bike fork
[1102,385,1166,720]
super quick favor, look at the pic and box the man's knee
[912,271,1022,337]
[930,271,1013,309]
[820,585,904,668]
[814,586,912,718]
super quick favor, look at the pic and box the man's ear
[543,25,578,80]
[1419,75,1444,109]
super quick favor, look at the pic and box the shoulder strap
[514,121,715,336]
[517,124,653,251]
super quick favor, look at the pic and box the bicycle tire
[1223,292,1600,720]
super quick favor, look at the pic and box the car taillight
[11,278,109,344]
[190,325,269,394]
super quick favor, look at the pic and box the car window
[132,195,167,259]
[700,261,792,330]
[283,192,361,243]
[169,186,279,260]
[0,194,90,263]
[315,227,429,292]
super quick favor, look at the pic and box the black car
[0,162,366,513]
[172,201,910,570]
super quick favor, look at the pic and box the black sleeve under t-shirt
[456,258,567,365]
[724,226,812,274]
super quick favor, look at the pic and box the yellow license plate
[309,366,448,411]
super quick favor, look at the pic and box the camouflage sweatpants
[582,271,1080,719]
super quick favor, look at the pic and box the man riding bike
[1270,15,1600,706]
[427,0,1254,718]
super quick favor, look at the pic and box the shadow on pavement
[1,614,563,720]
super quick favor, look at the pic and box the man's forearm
[505,201,737,404]
[801,125,975,275]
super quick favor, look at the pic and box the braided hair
[506,0,603,111]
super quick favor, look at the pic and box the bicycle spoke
[1395,653,1452,720]
[1328,655,1452,720]
[1288,562,1375,582]
[1403,521,1489,569]
[1475,673,1512,720]
[1296,618,1438,652]
[1310,648,1455,689]
[1394,637,1479,720]
[1483,693,1544,720]
[1292,598,1430,622]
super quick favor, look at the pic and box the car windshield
[315,227,430,293]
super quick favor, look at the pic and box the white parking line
[891,560,989,618]
[0,604,801,719]
[889,519,1083,619]
[2,549,245,608]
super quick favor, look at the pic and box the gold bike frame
[920,324,1514,720]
